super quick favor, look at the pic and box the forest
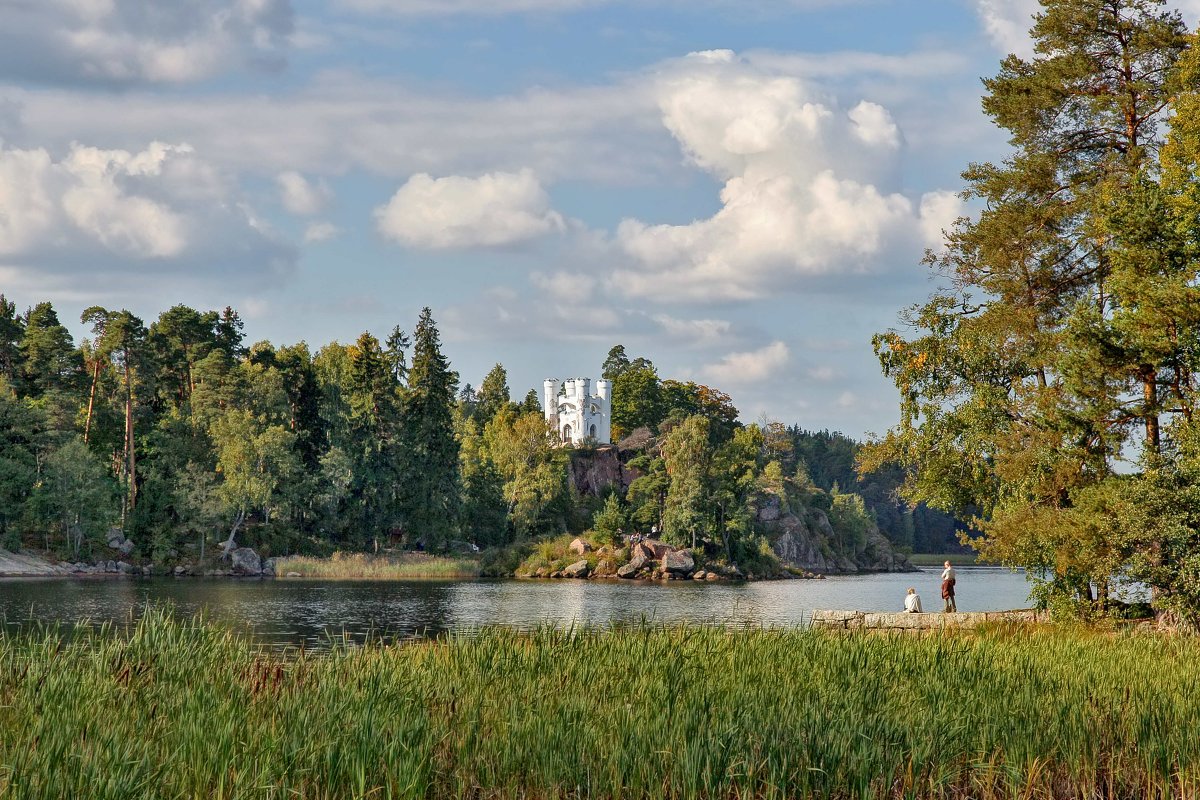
[0,297,956,571]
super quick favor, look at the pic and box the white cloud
[277,170,331,215]
[700,340,789,385]
[0,0,295,84]
[0,139,294,284]
[918,189,964,249]
[976,0,1040,57]
[4,70,669,184]
[975,1,1200,58]
[375,169,566,249]
[610,50,956,301]
[653,314,733,345]
[303,221,340,242]
[531,271,597,304]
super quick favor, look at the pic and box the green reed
[0,610,1197,799]
[273,551,480,579]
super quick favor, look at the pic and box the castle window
[590,424,597,439]
[562,424,572,444]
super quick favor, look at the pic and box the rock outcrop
[230,547,262,576]
[105,528,136,556]
[562,560,590,578]
[565,446,639,497]
[760,499,914,575]
[0,549,70,576]
[662,550,694,575]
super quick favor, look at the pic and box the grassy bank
[1,612,1198,799]
[273,550,480,579]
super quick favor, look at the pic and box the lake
[0,567,1033,648]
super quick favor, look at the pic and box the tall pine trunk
[83,359,100,445]
[124,366,137,510]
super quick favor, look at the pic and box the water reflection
[0,567,1034,650]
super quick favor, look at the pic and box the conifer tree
[475,363,511,430]
[0,295,23,385]
[399,308,461,550]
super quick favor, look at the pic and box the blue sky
[2,0,1197,439]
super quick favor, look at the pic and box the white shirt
[941,566,956,582]
[904,593,922,613]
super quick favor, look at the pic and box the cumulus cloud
[375,169,566,249]
[0,140,294,284]
[277,170,331,216]
[0,0,294,85]
[699,340,789,385]
[611,50,955,301]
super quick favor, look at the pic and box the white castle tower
[543,376,611,445]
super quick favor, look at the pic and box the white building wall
[543,375,611,445]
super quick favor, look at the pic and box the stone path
[811,609,1045,630]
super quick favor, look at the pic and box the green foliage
[30,437,116,558]
[661,415,710,548]
[0,295,23,385]
[474,362,512,430]
[483,408,570,539]
[866,2,1199,613]
[458,420,510,548]
[591,491,627,546]
[828,486,873,553]
[398,308,461,550]
[609,355,662,440]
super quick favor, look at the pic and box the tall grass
[274,550,480,579]
[1,610,1198,799]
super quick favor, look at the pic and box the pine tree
[865,0,1192,608]
[398,308,461,550]
[475,363,511,430]
[18,302,80,400]
[0,295,23,385]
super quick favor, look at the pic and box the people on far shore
[903,587,922,613]
[941,560,957,612]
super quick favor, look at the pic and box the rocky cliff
[758,498,913,574]
[566,446,638,497]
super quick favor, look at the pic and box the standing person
[903,587,922,613]
[941,560,957,612]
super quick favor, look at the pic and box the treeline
[0,301,874,566]
[0,300,482,561]
[788,429,963,553]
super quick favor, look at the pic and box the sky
[2,0,1198,440]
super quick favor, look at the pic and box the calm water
[0,567,1032,649]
